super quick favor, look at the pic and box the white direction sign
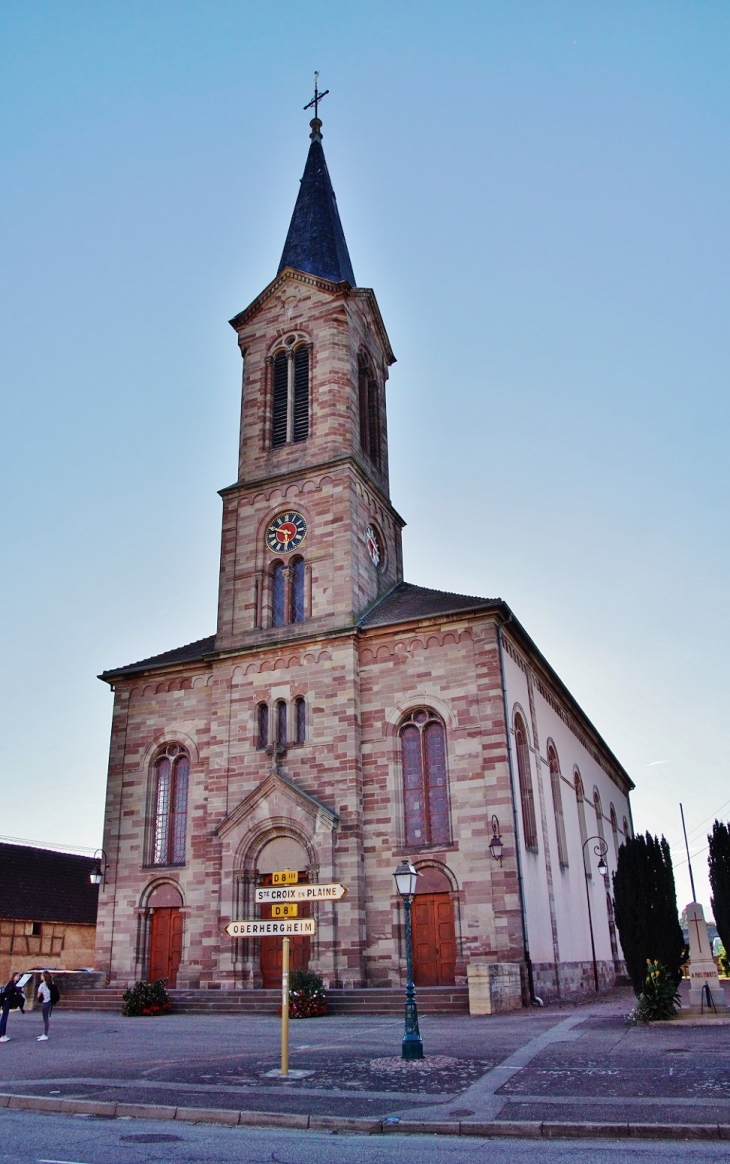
[225,918,317,938]
[255,883,348,904]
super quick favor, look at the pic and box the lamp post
[488,815,504,865]
[89,849,108,886]
[582,836,609,993]
[393,860,424,1060]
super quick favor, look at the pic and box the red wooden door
[411,893,456,986]
[149,907,183,987]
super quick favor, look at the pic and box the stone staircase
[62,985,469,1016]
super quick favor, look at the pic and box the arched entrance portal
[411,866,456,987]
[257,836,311,989]
[148,883,183,987]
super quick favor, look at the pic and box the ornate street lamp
[89,849,108,886]
[582,836,609,992]
[393,860,424,1060]
[488,815,503,865]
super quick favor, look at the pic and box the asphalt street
[0,986,729,1137]
[1,1111,730,1164]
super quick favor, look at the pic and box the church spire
[277,76,356,286]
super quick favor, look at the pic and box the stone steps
[62,985,470,1016]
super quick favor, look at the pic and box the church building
[95,107,634,1003]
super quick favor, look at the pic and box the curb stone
[0,1094,727,1141]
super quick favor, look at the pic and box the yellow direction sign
[255,883,349,903]
[225,918,316,937]
[271,870,298,885]
[271,903,298,918]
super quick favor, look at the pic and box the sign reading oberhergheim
[225,918,317,938]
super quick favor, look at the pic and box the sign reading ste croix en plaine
[255,883,348,903]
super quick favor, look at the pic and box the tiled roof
[99,635,216,681]
[278,137,356,285]
[359,582,502,628]
[0,843,99,925]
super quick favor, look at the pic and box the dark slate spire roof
[278,120,356,286]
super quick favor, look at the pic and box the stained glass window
[400,709,449,847]
[153,745,189,866]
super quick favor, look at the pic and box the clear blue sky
[1,1,728,912]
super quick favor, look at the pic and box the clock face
[366,523,382,568]
[266,511,307,553]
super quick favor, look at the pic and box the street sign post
[224,871,349,1077]
[255,883,348,903]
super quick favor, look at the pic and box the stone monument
[685,901,727,1012]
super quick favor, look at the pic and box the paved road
[1,988,729,1134]
[1,1111,729,1164]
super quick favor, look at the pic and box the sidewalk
[1,985,729,1140]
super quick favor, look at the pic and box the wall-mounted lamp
[488,815,503,865]
[89,849,108,886]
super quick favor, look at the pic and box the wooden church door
[149,907,183,986]
[259,898,311,988]
[411,893,456,986]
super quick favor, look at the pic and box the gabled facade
[95,113,634,1000]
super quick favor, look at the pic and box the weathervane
[304,71,329,121]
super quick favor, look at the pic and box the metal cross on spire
[304,72,329,139]
[304,71,329,119]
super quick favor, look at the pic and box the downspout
[497,615,542,1006]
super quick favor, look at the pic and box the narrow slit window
[257,703,269,749]
[295,697,306,745]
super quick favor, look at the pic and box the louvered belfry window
[401,708,450,847]
[152,744,189,866]
[514,713,538,852]
[271,343,309,448]
[358,357,381,469]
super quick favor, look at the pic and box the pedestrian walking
[0,973,23,1041]
[36,971,54,1040]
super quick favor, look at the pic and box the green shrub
[121,979,172,1017]
[613,832,686,994]
[288,970,327,1018]
[629,960,681,1023]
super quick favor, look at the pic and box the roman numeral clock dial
[266,511,307,553]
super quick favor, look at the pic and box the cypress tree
[708,820,730,957]
[612,832,686,994]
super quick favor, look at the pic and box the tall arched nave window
[548,743,569,868]
[151,744,189,866]
[513,712,538,852]
[400,708,450,847]
[271,341,310,448]
[575,770,590,875]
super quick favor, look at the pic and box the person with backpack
[0,973,23,1041]
[36,971,57,1040]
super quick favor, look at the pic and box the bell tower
[215,106,404,652]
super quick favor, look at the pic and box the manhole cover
[120,1134,183,1143]
[449,1108,475,1117]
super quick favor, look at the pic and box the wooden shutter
[293,346,309,442]
[271,352,288,447]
